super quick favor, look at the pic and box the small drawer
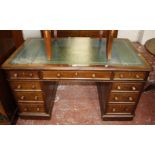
[6,70,39,79]
[109,92,139,103]
[42,71,111,80]
[112,82,143,92]
[19,104,45,113]
[113,71,146,80]
[14,91,44,101]
[10,81,41,91]
[106,104,134,114]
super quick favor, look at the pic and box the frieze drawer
[7,70,39,79]
[113,71,146,80]
[42,71,111,80]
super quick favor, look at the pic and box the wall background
[22,30,155,44]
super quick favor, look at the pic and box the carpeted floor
[16,42,155,125]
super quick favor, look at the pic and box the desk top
[2,38,151,71]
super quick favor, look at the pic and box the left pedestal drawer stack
[7,70,55,119]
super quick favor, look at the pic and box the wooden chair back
[42,30,117,61]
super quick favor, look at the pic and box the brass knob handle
[114,96,118,101]
[20,96,25,100]
[14,73,18,77]
[17,85,21,89]
[31,85,36,89]
[34,96,38,100]
[136,74,140,79]
[57,73,61,77]
[24,108,27,111]
[125,108,129,112]
[29,73,33,77]
[117,85,121,90]
[112,108,116,112]
[36,107,40,111]
[132,86,136,91]
[128,96,133,101]
[119,74,124,78]
[75,72,78,76]
[92,74,96,78]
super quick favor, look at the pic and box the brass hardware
[132,86,136,91]
[24,108,27,111]
[136,74,139,79]
[20,96,25,100]
[120,74,124,78]
[128,97,133,101]
[34,96,38,100]
[57,73,61,77]
[117,85,121,90]
[112,108,116,112]
[125,108,129,112]
[36,107,40,111]
[29,73,33,77]
[14,73,18,77]
[75,72,78,76]
[92,74,96,78]
[114,96,118,101]
[31,85,35,89]
[17,85,21,89]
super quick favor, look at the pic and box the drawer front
[19,104,45,113]
[112,82,143,92]
[10,81,41,91]
[14,92,44,101]
[42,71,111,80]
[106,104,134,114]
[113,71,146,80]
[7,71,39,79]
[109,92,139,103]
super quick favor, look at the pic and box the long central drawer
[41,71,112,80]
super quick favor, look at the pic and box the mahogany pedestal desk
[2,38,151,121]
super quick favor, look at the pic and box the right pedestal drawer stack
[102,71,149,120]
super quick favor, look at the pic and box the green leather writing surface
[10,38,144,66]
